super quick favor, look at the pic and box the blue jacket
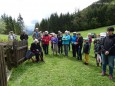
[62,35,70,44]
[71,36,77,44]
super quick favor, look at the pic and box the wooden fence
[6,40,28,67]
[0,46,7,86]
[0,40,28,86]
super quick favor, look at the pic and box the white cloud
[0,0,98,27]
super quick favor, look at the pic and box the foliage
[0,18,6,33]
[0,13,24,35]
[37,0,115,33]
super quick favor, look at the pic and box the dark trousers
[72,44,77,57]
[35,52,44,62]
[63,44,69,56]
[43,44,49,55]
[68,42,71,51]
[102,54,115,75]
[58,45,63,54]
[77,46,82,60]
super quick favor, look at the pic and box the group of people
[8,26,115,80]
[94,27,115,80]
[30,28,92,65]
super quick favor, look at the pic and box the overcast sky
[0,0,98,28]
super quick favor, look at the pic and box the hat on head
[34,39,38,42]
[45,31,48,34]
[73,32,76,34]
[36,28,38,30]
[84,38,89,41]
[107,27,114,32]
[65,30,68,33]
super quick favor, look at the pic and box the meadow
[1,25,115,86]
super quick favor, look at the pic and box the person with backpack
[101,27,115,80]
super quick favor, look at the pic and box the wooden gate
[7,40,28,67]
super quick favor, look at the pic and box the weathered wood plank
[0,46,7,86]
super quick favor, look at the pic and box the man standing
[101,27,115,80]
[20,31,28,40]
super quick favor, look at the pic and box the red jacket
[42,35,50,45]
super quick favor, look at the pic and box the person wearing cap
[71,32,78,57]
[42,31,50,55]
[20,31,28,40]
[83,38,90,65]
[62,31,70,57]
[30,39,44,62]
[101,27,115,80]
[8,31,17,41]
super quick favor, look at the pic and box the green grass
[1,25,115,86]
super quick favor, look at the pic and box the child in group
[83,38,90,65]
[95,38,102,66]
[51,34,58,55]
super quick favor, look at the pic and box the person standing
[32,28,42,43]
[71,32,77,57]
[20,31,28,40]
[101,27,115,80]
[83,38,90,65]
[8,31,17,41]
[57,31,63,55]
[51,34,58,55]
[76,33,83,60]
[42,31,50,55]
[62,31,70,57]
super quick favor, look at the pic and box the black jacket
[101,34,115,55]
[30,43,42,53]
[20,34,28,40]
[83,42,90,54]
[77,36,83,48]
[58,36,62,46]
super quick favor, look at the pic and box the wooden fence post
[0,46,7,86]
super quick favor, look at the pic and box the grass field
[1,25,115,86]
